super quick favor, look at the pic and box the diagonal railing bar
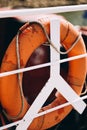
[0,95,87,130]
[0,53,87,77]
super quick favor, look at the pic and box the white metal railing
[0,4,87,130]
[1,95,87,130]
[0,4,87,18]
[0,53,87,78]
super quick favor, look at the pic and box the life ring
[0,14,86,129]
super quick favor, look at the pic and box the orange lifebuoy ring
[0,14,86,129]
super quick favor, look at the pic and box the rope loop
[28,21,81,55]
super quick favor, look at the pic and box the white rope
[0,4,87,18]
[0,53,87,77]
[0,95,87,130]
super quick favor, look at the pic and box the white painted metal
[16,18,60,130]
[50,19,86,114]
[16,19,86,130]
[55,75,86,114]
[0,4,87,18]
[0,53,87,78]
[0,5,87,130]
[0,95,87,130]
[35,95,87,118]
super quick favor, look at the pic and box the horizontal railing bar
[0,120,21,130]
[0,4,87,18]
[36,95,87,118]
[0,53,87,77]
[0,95,87,130]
